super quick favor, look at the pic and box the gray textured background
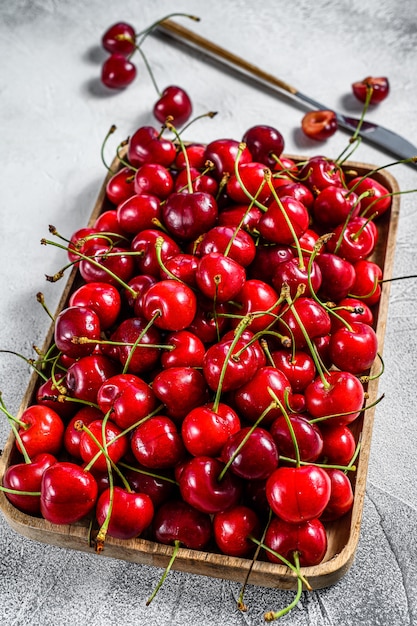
[1,1,417,624]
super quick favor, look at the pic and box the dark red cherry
[270,414,323,462]
[102,22,136,56]
[352,76,390,104]
[204,138,252,179]
[127,126,176,168]
[54,306,101,359]
[101,53,137,89]
[264,516,328,567]
[242,124,285,167]
[153,85,193,127]
[213,505,261,557]
[153,499,212,549]
[221,426,279,480]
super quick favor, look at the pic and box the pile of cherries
[1,117,392,616]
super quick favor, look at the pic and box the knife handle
[157,19,298,97]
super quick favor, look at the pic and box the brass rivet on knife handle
[158,19,298,96]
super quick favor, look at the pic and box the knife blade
[155,19,417,164]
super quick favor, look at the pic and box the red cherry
[270,414,323,462]
[197,225,256,268]
[79,244,135,287]
[347,176,391,219]
[241,124,285,167]
[320,468,354,521]
[161,330,205,369]
[79,418,128,473]
[102,22,136,56]
[65,354,120,404]
[54,306,101,359]
[174,143,206,169]
[352,76,390,104]
[329,321,378,374]
[40,462,98,524]
[96,487,154,539]
[153,499,212,549]
[278,297,332,349]
[266,464,331,523]
[221,426,279,480]
[213,505,261,556]
[330,297,374,331]
[195,252,246,303]
[350,259,383,306]
[152,366,209,422]
[153,85,193,127]
[320,424,356,466]
[106,166,136,205]
[131,415,186,469]
[174,166,219,196]
[133,163,174,199]
[325,216,376,263]
[131,228,180,277]
[258,195,310,245]
[35,375,76,421]
[202,335,260,393]
[204,138,252,179]
[304,370,365,426]
[124,464,177,508]
[101,53,137,89]
[161,191,218,242]
[109,316,161,374]
[181,404,239,457]
[226,161,272,205]
[313,185,360,227]
[116,193,161,235]
[69,281,121,330]
[179,456,242,514]
[127,126,176,168]
[232,366,292,425]
[270,349,316,393]
[274,181,315,211]
[141,279,197,331]
[301,110,338,141]
[64,406,103,459]
[230,279,281,333]
[264,516,327,567]
[97,373,157,430]
[248,244,294,283]
[272,256,322,299]
[299,155,344,193]
[3,453,56,515]
[17,405,64,458]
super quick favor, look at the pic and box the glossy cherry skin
[116,193,162,235]
[347,175,391,219]
[274,181,315,211]
[133,163,174,199]
[54,306,101,359]
[131,415,186,469]
[315,253,356,302]
[272,256,322,299]
[174,143,206,169]
[270,349,316,393]
[152,367,209,422]
[320,424,356,466]
[153,85,193,127]
[124,464,177,508]
[131,228,180,277]
[142,279,197,331]
[350,259,383,306]
[266,464,331,523]
[241,124,285,167]
[179,456,242,514]
[64,406,104,459]
[270,414,323,462]
[330,297,374,331]
[35,375,76,421]
[40,462,98,524]
[195,252,246,304]
[161,330,205,369]
[304,370,365,427]
[102,22,136,56]
[161,191,218,242]
[124,274,157,314]
[109,316,161,374]
[181,403,241,457]
[101,53,137,89]
[278,297,332,349]
[204,138,252,179]
[93,209,128,239]
[313,185,360,228]
[79,244,136,287]
[213,505,261,556]
[264,516,328,567]
[197,225,256,268]
[301,109,338,141]
[16,405,64,458]
[217,203,262,232]
[96,487,154,539]
[186,297,231,344]
[232,366,292,425]
[299,155,344,193]
[320,469,354,521]
[174,166,219,196]
[258,195,310,245]
[226,161,272,205]
[221,426,279,480]
[153,499,212,549]
[3,453,57,515]
[230,279,281,333]
[69,281,121,330]
[65,354,120,404]
[352,76,390,104]
[202,335,259,393]
[97,373,157,430]
[325,217,376,263]
[329,321,378,374]
[127,126,176,168]
[79,418,129,473]
[106,166,136,205]
[248,244,294,283]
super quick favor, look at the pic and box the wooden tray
[0,155,400,590]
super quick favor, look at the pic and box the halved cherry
[352,76,390,104]
[301,110,338,141]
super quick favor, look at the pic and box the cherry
[153,499,212,550]
[159,252,199,287]
[69,281,121,330]
[274,181,315,211]
[174,143,206,170]
[264,516,328,567]
[248,243,294,283]
[131,415,186,469]
[124,274,156,313]
[350,259,383,306]
[330,297,374,331]
[213,505,261,557]
[127,126,176,168]
[151,366,209,422]
[102,22,136,56]
[232,366,292,425]
[312,185,360,227]
[133,163,174,199]
[109,316,161,374]
[226,161,272,205]
[161,329,205,369]
[64,406,103,459]
[258,195,310,245]
[79,244,135,287]
[352,76,390,104]
[195,252,246,304]
[241,124,285,167]
[278,297,332,349]
[54,306,101,359]
[315,253,356,302]
[161,191,218,242]
[272,256,322,299]
[221,426,279,480]
[325,216,376,263]
[202,334,260,393]
[174,166,219,196]
[217,203,262,231]
[153,85,193,127]
[181,404,240,457]
[79,418,129,473]
[40,462,98,524]
[229,279,281,333]
[196,225,256,268]
[131,228,180,277]
[329,321,378,374]
[266,464,331,523]
[142,279,197,331]
[299,155,344,193]
[116,193,162,236]
[2,453,56,515]
[320,423,356,466]
[186,296,231,344]
[36,375,76,421]
[204,138,252,179]
[179,456,242,514]
[96,487,154,539]
[124,464,177,508]
[16,405,64,458]
[106,166,136,205]
[270,348,316,393]
[304,370,365,426]
[320,469,354,521]
[97,373,157,430]
[270,414,323,462]
[101,53,137,89]
[65,354,120,404]
[347,175,392,220]
[301,110,338,141]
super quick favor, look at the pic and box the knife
[155,19,417,164]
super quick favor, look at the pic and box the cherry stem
[178,110,217,136]
[0,485,41,497]
[359,352,385,383]
[268,387,301,467]
[309,393,384,425]
[0,349,49,383]
[249,538,311,591]
[100,124,117,172]
[264,551,304,621]
[279,456,356,472]
[0,395,31,463]
[146,539,181,606]
[119,461,179,487]
[122,311,161,374]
